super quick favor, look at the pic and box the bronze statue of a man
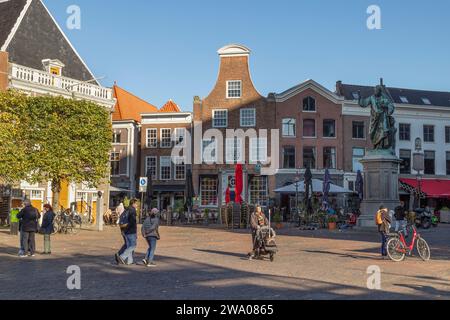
[358,80,397,155]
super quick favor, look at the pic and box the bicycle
[386,224,431,262]
[52,209,79,235]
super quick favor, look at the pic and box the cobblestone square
[1,224,449,300]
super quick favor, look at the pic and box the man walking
[116,199,138,265]
[17,199,40,257]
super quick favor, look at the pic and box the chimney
[0,51,9,92]
[193,96,202,122]
[335,80,343,96]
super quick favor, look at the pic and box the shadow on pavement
[0,242,447,300]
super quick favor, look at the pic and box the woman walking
[141,208,160,267]
[41,204,55,254]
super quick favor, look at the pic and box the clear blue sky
[44,0,450,111]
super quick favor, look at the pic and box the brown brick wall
[192,51,277,202]
[276,88,343,170]
[342,115,371,172]
[140,122,191,183]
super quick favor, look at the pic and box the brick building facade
[192,44,277,209]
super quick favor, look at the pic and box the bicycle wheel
[387,237,406,262]
[68,221,79,235]
[52,222,59,235]
[417,237,431,261]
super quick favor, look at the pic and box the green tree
[0,91,112,209]
[0,91,32,184]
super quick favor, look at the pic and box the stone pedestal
[358,151,401,228]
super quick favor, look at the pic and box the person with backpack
[17,199,40,257]
[141,208,160,267]
[375,205,392,258]
[115,199,138,265]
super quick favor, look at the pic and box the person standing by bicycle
[375,205,391,259]
[40,204,55,255]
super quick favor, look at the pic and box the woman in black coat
[41,204,55,254]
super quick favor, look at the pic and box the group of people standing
[114,199,160,267]
[17,199,55,257]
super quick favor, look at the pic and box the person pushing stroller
[249,206,269,260]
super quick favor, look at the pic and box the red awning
[400,178,450,198]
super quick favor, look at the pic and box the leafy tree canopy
[0,90,112,193]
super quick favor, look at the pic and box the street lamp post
[295,169,300,225]
[413,138,425,210]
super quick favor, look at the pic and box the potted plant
[327,215,337,230]
[273,209,283,229]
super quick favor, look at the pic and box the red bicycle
[386,224,431,262]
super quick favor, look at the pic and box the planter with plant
[273,209,283,229]
[327,215,337,230]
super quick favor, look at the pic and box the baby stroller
[250,226,278,262]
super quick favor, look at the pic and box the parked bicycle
[52,209,80,235]
[386,224,431,262]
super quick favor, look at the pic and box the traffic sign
[139,177,148,193]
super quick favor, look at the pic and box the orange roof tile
[159,99,181,113]
[112,85,158,122]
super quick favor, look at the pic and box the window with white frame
[212,110,228,128]
[248,176,268,206]
[145,156,157,180]
[112,131,121,144]
[200,177,218,206]
[240,108,255,127]
[160,156,171,180]
[161,129,172,148]
[352,148,365,172]
[250,137,267,163]
[30,190,43,200]
[146,128,157,148]
[227,80,242,98]
[282,118,296,137]
[202,139,217,163]
[226,137,243,163]
[174,157,186,180]
[110,152,120,176]
[174,128,186,146]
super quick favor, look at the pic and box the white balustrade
[10,63,112,101]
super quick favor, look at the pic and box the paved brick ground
[0,223,449,300]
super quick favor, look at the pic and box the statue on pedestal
[358,79,397,155]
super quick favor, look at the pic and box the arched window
[303,96,316,111]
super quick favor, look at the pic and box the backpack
[119,209,130,230]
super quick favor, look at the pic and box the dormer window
[399,96,409,103]
[42,59,65,76]
[227,80,242,98]
[422,97,432,105]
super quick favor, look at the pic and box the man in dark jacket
[394,201,407,232]
[17,200,40,257]
[117,199,138,265]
